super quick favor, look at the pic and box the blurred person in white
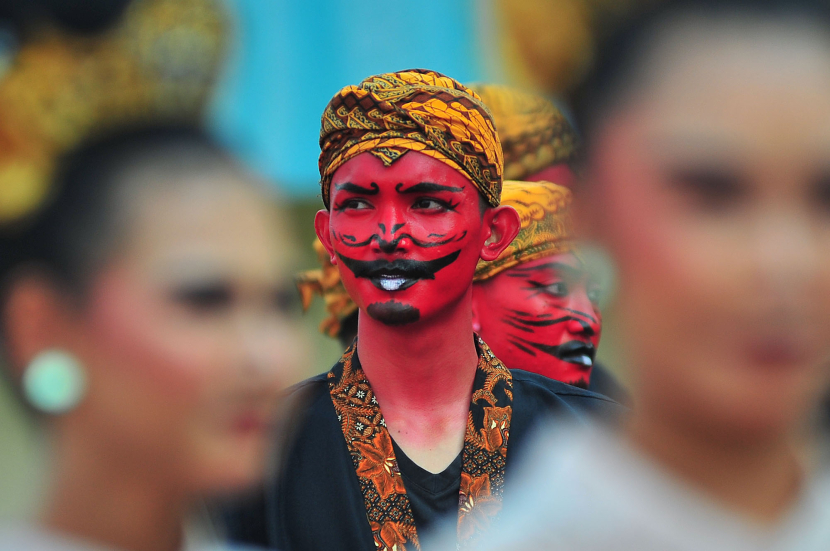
[0,125,305,551]
[462,0,830,549]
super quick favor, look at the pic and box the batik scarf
[475,180,573,281]
[318,69,503,208]
[328,336,512,550]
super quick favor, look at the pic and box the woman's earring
[22,350,87,414]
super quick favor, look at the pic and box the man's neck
[356,292,479,472]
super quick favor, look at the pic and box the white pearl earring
[22,350,87,414]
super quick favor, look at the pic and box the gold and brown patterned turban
[319,69,504,208]
[474,180,573,281]
[0,0,228,225]
[469,84,578,181]
[296,238,358,339]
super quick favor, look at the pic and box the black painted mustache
[509,335,596,362]
[337,250,461,280]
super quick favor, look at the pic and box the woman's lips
[745,340,811,370]
[231,412,272,435]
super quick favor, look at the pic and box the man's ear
[479,205,521,262]
[314,209,336,264]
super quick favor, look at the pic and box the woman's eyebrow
[395,182,465,193]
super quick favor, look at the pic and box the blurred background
[0,0,643,519]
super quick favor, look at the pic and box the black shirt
[390,439,462,537]
[588,362,631,406]
[223,367,624,551]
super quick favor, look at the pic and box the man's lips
[557,341,596,369]
[337,250,461,292]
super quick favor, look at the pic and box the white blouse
[469,425,830,551]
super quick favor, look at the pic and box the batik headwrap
[329,335,512,551]
[475,180,573,281]
[469,83,578,181]
[295,238,358,339]
[0,0,228,226]
[319,69,504,208]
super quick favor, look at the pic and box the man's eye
[587,288,602,304]
[336,199,372,211]
[544,282,568,297]
[413,198,452,211]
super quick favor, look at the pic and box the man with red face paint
[472,181,603,387]
[224,69,622,551]
[468,86,627,402]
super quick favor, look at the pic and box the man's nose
[375,208,408,253]
[564,293,600,336]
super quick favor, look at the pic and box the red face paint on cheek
[473,253,602,386]
[328,152,485,326]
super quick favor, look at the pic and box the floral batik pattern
[328,336,513,551]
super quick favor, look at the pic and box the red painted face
[472,253,602,387]
[319,151,489,326]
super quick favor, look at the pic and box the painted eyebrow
[334,182,380,195]
[506,262,582,279]
[395,182,465,194]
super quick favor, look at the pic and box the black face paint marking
[367,301,420,325]
[337,250,462,291]
[510,335,596,365]
[507,337,537,356]
[335,229,467,249]
[502,317,535,333]
[506,261,583,278]
[335,182,380,195]
[335,232,375,248]
[560,307,598,324]
[391,223,405,234]
[395,182,465,193]
[504,312,595,334]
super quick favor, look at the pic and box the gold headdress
[0,0,228,225]
[474,180,574,281]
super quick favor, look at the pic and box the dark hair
[0,0,132,36]
[569,0,830,150]
[0,125,234,305]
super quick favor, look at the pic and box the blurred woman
[0,125,305,551]
[469,0,830,549]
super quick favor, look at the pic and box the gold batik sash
[328,335,513,551]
